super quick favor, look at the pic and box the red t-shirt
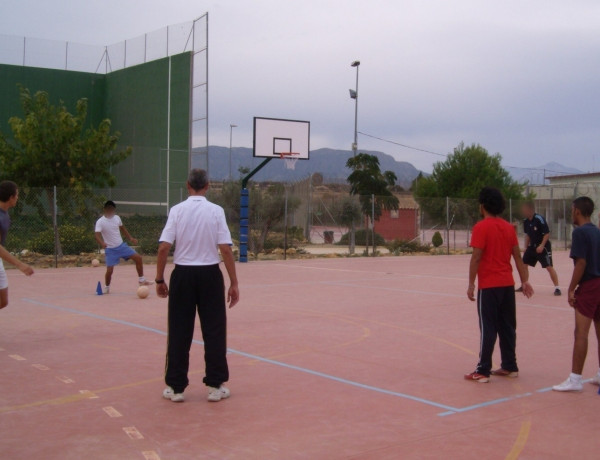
[470,217,518,289]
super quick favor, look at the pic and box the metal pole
[229,124,237,181]
[53,186,58,268]
[446,196,450,255]
[284,190,288,260]
[352,62,360,156]
[371,194,375,256]
[563,199,567,250]
[205,14,210,175]
[166,57,172,215]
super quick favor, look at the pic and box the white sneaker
[207,385,230,402]
[103,286,110,294]
[552,377,583,392]
[589,374,600,386]
[163,386,184,402]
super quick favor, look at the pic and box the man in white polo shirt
[156,169,239,403]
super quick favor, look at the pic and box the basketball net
[280,152,299,170]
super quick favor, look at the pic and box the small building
[527,172,600,245]
[374,194,419,241]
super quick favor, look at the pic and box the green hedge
[337,229,385,246]
[29,224,97,255]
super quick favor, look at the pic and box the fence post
[53,186,58,268]
[446,196,450,255]
[563,199,567,250]
[372,194,375,256]
[284,190,288,260]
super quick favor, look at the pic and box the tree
[0,87,132,254]
[413,143,524,225]
[249,183,300,255]
[346,153,399,255]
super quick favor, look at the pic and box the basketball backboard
[253,117,310,160]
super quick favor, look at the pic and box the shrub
[432,231,443,248]
[387,238,431,255]
[338,229,385,246]
[29,224,97,255]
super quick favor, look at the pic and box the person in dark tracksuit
[515,203,561,296]
[156,169,239,403]
[465,187,534,383]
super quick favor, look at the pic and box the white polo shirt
[159,196,232,265]
[95,215,124,248]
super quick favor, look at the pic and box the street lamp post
[229,124,237,181]
[349,60,360,157]
[348,60,360,255]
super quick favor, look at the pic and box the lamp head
[351,60,360,67]
[349,89,357,99]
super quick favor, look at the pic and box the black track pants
[475,286,518,376]
[165,264,228,393]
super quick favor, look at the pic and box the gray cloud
[1,0,599,172]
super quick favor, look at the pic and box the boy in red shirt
[465,187,534,382]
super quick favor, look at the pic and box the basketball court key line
[21,297,557,416]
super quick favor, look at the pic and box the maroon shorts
[575,277,600,321]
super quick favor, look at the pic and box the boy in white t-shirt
[94,201,152,294]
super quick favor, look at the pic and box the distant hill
[197,146,422,189]
[507,162,584,185]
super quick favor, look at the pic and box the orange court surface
[1,251,598,459]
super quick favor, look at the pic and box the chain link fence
[5,183,582,265]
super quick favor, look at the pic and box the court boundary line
[21,297,567,416]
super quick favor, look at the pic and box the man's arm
[467,248,482,301]
[537,233,550,253]
[0,245,33,276]
[568,258,586,308]
[512,245,533,298]
[155,242,172,298]
[119,225,138,245]
[94,231,107,248]
[219,244,239,308]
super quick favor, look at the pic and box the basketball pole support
[239,157,272,263]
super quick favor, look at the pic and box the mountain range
[197,146,583,189]
[200,146,422,189]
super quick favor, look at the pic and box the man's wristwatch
[155,279,165,284]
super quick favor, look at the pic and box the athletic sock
[570,372,583,383]
[139,277,145,283]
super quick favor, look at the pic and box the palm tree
[346,153,399,255]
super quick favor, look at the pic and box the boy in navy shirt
[553,197,600,392]
[516,203,561,296]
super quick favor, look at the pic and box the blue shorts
[105,242,137,267]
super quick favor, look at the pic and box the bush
[387,239,431,255]
[338,229,385,246]
[29,224,97,255]
[432,231,443,248]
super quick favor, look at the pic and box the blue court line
[21,297,564,417]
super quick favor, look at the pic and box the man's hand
[536,246,543,254]
[156,282,169,298]
[568,289,576,308]
[520,281,534,298]
[228,284,239,308]
[467,284,476,301]
[101,242,107,249]
[18,263,34,276]
[130,237,139,245]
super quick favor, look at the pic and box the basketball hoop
[280,152,299,170]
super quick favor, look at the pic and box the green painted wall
[0,52,191,211]
[0,64,105,134]
[104,52,191,209]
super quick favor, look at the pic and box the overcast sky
[2,0,600,173]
